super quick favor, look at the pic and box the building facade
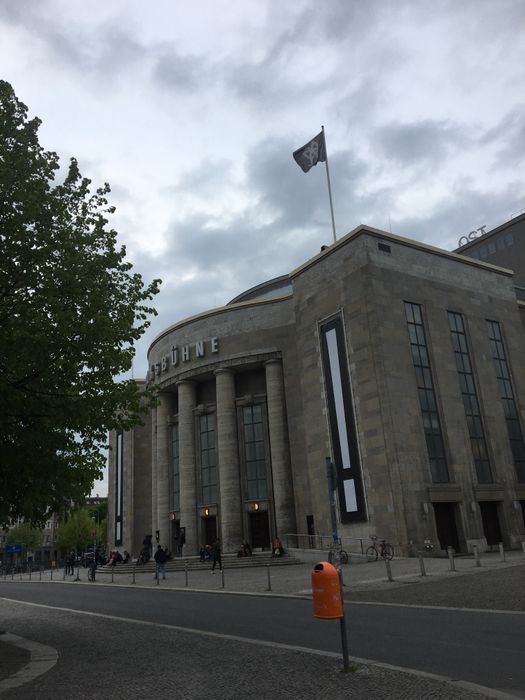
[108,221,525,557]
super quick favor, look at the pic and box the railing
[282,533,366,555]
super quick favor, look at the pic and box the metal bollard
[522,541,525,555]
[418,552,426,577]
[132,564,136,585]
[75,565,80,582]
[185,564,188,587]
[447,547,456,571]
[221,567,225,589]
[499,542,505,563]
[385,559,394,582]
[51,567,53,581]
[473,544,481,567]
[11,569,14,580]
[20,569,22,581]
[266,564,272,591]
[112,567,115,583]
[63,566,67,581]
[39,567,42,581]
[29,567,32,581]
[156,565,159,585]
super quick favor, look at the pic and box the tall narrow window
[171,424,180,511]
[487,320,525,482]
[448,312,492,483]
[200,414,217,504]
[405,302,449,483]
[243,405,267,500]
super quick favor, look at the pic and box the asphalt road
[1,581,524,698]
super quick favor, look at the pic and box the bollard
[11,569,14,580]
[112,567,115,584]
[221,567,225,589]
[473,544,481,567]
[29,567,32,581]
[266,564,272,591]
[385,558,394,582]
[51,567,53,581]
[75,565,80,582]
[156,565,159,585]
[522,541,525,555]
[418,552,426,577]
[63,566,67,581]
[447,547,456,571]
[132,564,136,585]
[39,567,42,581]
[499,542,505,563]
[185,564,188,587]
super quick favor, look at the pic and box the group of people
[198,539,223,572]
[107,550,130,566]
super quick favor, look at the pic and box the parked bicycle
[327,539,349,566]
[366,535,394,562]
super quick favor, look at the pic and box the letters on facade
[148,337,220,382]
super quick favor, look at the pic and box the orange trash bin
[311,561,343,619]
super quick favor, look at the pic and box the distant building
[109,219,525,558]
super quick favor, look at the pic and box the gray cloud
[376,120,474,165]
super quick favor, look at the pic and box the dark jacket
[154,548,167,564]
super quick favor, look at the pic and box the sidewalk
[1,550,524,699]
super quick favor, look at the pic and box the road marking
[345,600,525,616]
[0,632,58,694]
[0,595,522,700]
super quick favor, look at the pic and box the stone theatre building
[108,214,525,557]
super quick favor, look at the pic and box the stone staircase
[96,550,300,576]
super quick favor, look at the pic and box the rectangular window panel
[487,319,525,482]
[448,312,492,483]
[200,414,217,504]
[405,302,449,483]
[243,404,268,501]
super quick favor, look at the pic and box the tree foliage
[6,522,43,551]
[56,508,94,553]
[0,81,161,527]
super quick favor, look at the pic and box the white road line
[0,632,58,694]
[0,595,522,700]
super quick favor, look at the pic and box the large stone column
[156,392,171,548]
[215,368,243,552]
[265,359,296,537]
[178,380,198,555]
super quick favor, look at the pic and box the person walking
[211,538,222,573]
[154,545,167,580]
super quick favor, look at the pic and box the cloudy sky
[1,0,524,494]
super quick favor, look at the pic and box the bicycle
[327,540,349,566]
[366,535,394,562]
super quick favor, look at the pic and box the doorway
[479,501,502,546]
[249,511,270,549]
[202,516,217,547]
[432,502,460,552]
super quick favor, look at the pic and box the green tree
[56,508,94,553]
[6,522,43,551]
[0,81,161,527]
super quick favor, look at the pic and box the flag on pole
[293,131,327,173]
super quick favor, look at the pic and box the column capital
[263,358,282,368]
[176,379,196,389]
[214,367,235,377]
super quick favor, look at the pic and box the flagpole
[322,125,337,244]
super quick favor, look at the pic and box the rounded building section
[146,292,297,555]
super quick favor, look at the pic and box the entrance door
[202,516,217,546]
[479,501,502,546]
[432,502,460,552]
[249,511,270,549]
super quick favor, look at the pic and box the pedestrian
[68,551,76,575]
[211,538,222,573]
[177,527,186,557]
[154,544,167,580]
